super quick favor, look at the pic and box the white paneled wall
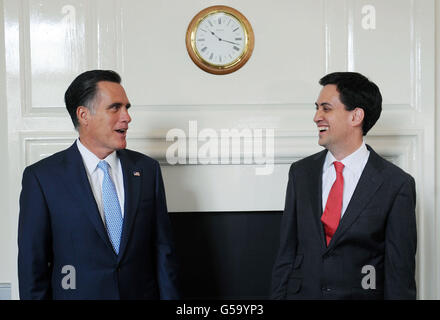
[0,0,11,298]
[435,0,440,302]
[1,0,438,299]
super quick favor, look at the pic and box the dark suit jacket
[18,142,180,299]
[271,145,417,299]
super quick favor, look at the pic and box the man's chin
[114,140,127,150]
[117,144,127,150]
[317,138,327,148]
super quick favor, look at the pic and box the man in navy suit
[18,70,180,299]
[271,72,417,299]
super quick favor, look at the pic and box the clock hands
[210,30,240,46]
[222,39,240,46]
[210,30,221,40]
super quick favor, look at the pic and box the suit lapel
[325,145,385,251]
[306,150,328,249]
[63,143,113,251]
[117,150,141,262]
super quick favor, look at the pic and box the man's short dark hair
[64,70,121,129]
[319,72,382,136]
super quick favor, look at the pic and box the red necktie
[321,161,344,246]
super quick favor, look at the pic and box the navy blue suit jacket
[271,145,417,299]
[18,142,180,299]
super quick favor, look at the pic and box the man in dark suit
[18,70,180,299]
[271,72,417,299]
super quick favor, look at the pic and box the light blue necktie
[97,160,123,254]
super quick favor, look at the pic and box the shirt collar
[76,138,119,174]
[323,142,369,173]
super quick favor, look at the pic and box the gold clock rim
[185,5,255,75]
[191,11,248,68]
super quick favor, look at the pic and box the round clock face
[186,6,254,74]
[194,12,246,66]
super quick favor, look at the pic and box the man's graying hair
[64,70,121,129]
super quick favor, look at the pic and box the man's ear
[76,106,90,127]
[352,107,365,127]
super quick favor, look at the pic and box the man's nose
[313,109,322,123]
[121,106,131,123]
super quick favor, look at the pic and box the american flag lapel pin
[133,171,141,177]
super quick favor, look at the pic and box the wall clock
[185,5,255,75]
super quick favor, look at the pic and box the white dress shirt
[76,138,125,225]
[322,142,370,218]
